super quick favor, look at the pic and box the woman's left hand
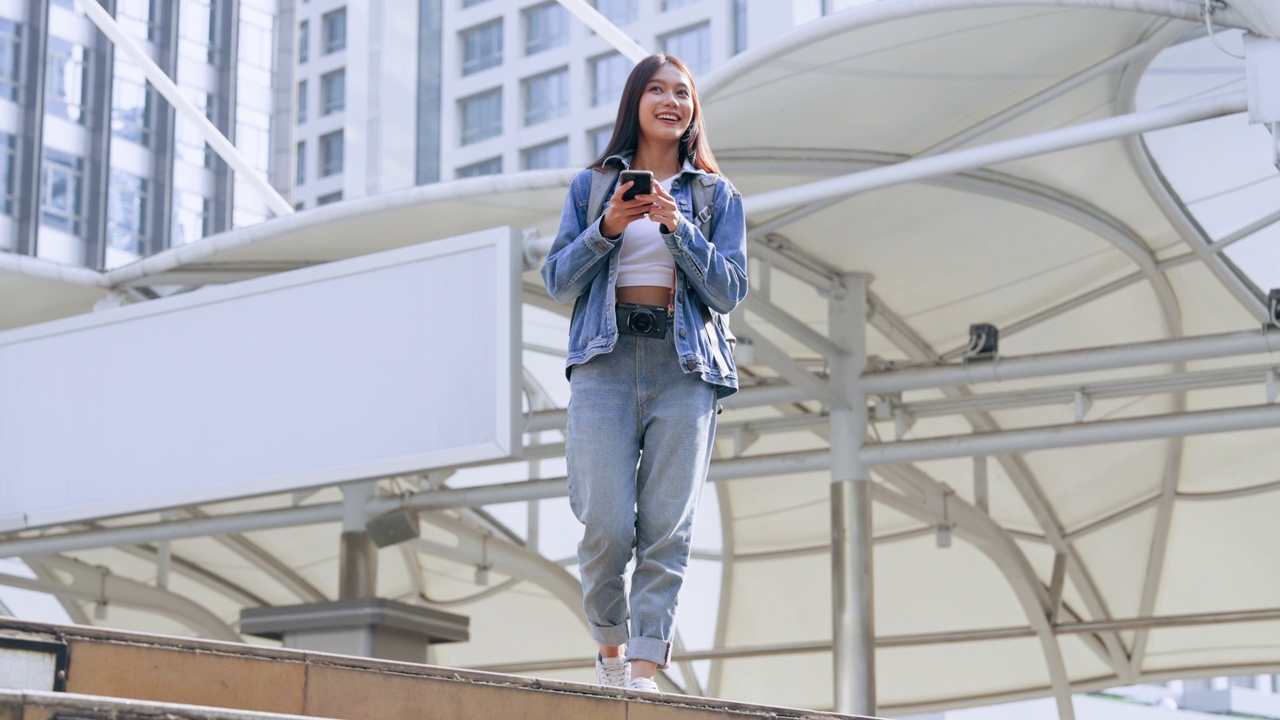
[647,184,683,235]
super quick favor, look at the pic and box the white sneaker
[595,654,629,687]
[625,676,659,692]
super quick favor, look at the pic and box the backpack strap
[689,173,717,239]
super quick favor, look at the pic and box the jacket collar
[603,151,708,179]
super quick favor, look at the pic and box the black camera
[617,302,668,339]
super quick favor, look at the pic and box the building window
[660,23,710,76]
[322,8,346,54]
[457,157,502,178]
[462,0,490,6]
[0,132,14,215]
[116,0,156,41]
[592,0,636,25]
[317,191,342,205]
[319,130,343,176]
[112,58,152,145]
[41,149,84,235]
[591,52,628,107]
[46,37,89,124]
[589,125,612,158]
[663,0,698,9]
[523,67,568,126]
[521,138,568,170]
[461,19,502,75]
[321,69,345,115]
[0,20,20,102]
[298,20,309,63]
[171,191,209,247]
[524,2,568,55]
[175,91,216,168]
[460,88,501,145]
[107,171,148,254]
[295,141,305,185]
[297,80,307,124]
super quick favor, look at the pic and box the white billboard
[0,227,522,531]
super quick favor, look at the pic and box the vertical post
[339,482,377,599]
[829,273,874,715]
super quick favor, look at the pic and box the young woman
[540,54,747,692]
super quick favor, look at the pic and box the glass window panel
[0,19,21,101]
[663,0,698,9]
[521,138,569,170]
[460,88,502,144]
[321,69,344,115]
[46,37,89,124]
[298,20,309,63]
[171,190,209,247]
[591,52,629,107]
[297,80,307,124]
[111,58,151,145]
[323,8,346,54]
[0,132,14,215]
[461,19,502,75]
[660,23,710,76]
[524,2,568,56]
[457,156,502,178]
[591,0,635,25]
[317,191,342,205]
[523,67,568,126]
[41,149,84,235]
[238,5,274,70]
[320,130,343,176]
[295,140,305,185]
[107,170,148,254]
[589,125,612,158]
[462,0,490,6]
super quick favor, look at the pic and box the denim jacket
[541,153,748,397]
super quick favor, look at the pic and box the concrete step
[0,619,880,720]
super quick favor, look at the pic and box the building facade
[0,0,843,269]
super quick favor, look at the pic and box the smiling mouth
[657,113,681,123]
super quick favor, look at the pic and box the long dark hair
[589,54,720,175]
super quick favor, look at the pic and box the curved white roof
[2,1,1278,717]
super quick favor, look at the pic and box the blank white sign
[0,227,521,531]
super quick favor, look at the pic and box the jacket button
[678,293,685,302]
[679,329,686,338]
[686,360,696,370]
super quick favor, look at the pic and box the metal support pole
[829,273,874,715]
[339,482,377,599]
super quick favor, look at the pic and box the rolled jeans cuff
[589,619,630,649]
[627,636,672,668]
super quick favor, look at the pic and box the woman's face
[636,63,694,147]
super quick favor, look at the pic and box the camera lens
[628,311,654,334]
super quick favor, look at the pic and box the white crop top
[616,175,677,288]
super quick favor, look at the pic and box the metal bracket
[1073,390,1092,423]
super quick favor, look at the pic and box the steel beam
[859,403,1280,466]
[861,329,1280,395]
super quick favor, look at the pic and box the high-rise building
[0,0,281,270]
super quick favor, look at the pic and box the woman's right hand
[600,181,656,239]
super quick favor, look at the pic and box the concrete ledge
[0,689,331,720]
[0,619,881,720]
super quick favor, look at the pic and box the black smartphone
[620,170,653,201]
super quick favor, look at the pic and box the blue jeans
[566,330,718,667]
